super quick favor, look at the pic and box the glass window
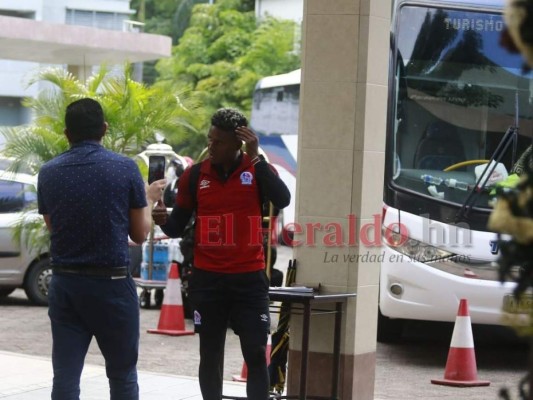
[0,97,26,126]
[23,185,37,205]
[0,180,24,213]
[390,5,533,210]
[0,10,35,18]
[251,85,300,136]
[66,10,94,27]
[66,10,129,31]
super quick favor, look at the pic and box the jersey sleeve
[254,160,291,209]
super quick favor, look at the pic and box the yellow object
[443,160,490,172]
[488,196,533,245]
[489,174,521,195]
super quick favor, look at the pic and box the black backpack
[178,163,201,269]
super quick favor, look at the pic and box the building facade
[0,0,135,127]
[255,0,303,23]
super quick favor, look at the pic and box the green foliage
[156,0,301,134]
[0,64,204,253]
[129,0,212,84]
[129,0,300,153]
[131,0,208,42]
[1,65,204,166]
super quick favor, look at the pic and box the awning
[0,15,171,65]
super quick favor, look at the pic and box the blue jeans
[48,274,140,400]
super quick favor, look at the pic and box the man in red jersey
[153,108,290,400]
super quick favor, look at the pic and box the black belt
[52,265,128,278]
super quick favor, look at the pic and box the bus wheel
[377,309,404,343]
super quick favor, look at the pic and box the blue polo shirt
[37,141,147,268]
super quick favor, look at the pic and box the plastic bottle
[444,178,469,191]
[421,174,443,185]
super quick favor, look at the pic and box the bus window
[390,5,533,210]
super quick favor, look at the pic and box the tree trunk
[138,0,145,23]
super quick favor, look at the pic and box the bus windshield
[391,5,533,213]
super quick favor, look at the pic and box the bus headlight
[405,239,419,257]
[398,239,452,262]
[383,226,453,262]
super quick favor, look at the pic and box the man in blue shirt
[37,98,166,400]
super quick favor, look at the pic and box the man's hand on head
[235,126,259,159]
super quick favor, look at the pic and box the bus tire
[377,308,404,343]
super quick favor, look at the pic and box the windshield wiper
[455,124,519,223]
[456,92,522,223]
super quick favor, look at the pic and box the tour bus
[379,0,533,341]
[251,0,532,342]
[250,68,300,239]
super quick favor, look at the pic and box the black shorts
[188,268,271,335]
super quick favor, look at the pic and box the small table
[268,289,356,400]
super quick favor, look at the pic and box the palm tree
[0,64,205,253]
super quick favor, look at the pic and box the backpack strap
[180,163,202,268]
[188,162,202,209]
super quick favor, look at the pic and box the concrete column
[287,0,391,399]
[67,65,92,83]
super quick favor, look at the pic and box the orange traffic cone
[147,262,194,336]
[431,299,490,387]
[232,334,272,382]
[232,362,248,383]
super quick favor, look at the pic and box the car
[0,170,51,305]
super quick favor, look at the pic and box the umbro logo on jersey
[199,179,210,189]
[260,313,269,323]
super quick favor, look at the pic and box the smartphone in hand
[148,156,166,184]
